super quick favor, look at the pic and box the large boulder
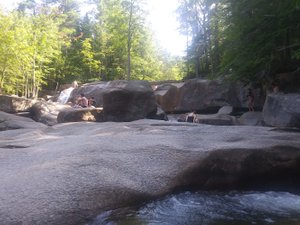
[0,118,299,225]
[30,100,72,125]
[0,111,46,131]
[155,83,183,112]
[263,94,300,128]
[238,112,264,126]
[69,80,157,122]
[0,95,35,113]
[154,79,265,113]
[175,79,230,112]
[102,80,157,122]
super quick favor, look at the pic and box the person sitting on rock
[186,111,197,123]
[88,97,96,108]
[76,93,88,108]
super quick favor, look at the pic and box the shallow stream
[89,191,300,225]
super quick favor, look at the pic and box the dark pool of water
[89,191,300,225]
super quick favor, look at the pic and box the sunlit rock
[57,107,104,123]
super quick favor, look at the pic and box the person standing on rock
[247,88,254,112]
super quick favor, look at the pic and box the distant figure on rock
[186,111,197,123]
[272,82,279,94]
[247,88,254,112]
[76,93,88,108]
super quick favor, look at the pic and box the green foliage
[177,0,300,84]
[220,0,300,83]
[0,0,184,96]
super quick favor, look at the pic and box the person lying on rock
[186,111,197,123]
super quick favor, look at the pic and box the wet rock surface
[0,113,300,225]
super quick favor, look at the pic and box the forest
[0,0,299,98]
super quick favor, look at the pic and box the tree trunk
[127,0,134,80]
[32,51,36,98]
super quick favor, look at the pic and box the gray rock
[0,95,35,113]
[154,79,265,113]
[195,113,237,125]
[1,114,299,225]
[263,93,300,128]
[67,80,158,122]
[102,80,157,122]
[175,79,229,112]
[238,111,264,126]
[69,81,108,107]
[30,100,72,125]
[155,83,183,112]
[147,105,168,121]
[0,111,46,131]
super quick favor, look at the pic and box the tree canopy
[0,0,299,96]
[177,0,300,85]
[0,0,183,97]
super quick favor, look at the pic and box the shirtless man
[76,93,89,108]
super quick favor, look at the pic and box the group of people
[74,93,96,108]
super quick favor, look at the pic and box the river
[89,191,300,225]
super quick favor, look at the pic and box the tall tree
[177,0,218,78]
[220,0,300,83]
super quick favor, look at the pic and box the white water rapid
[90,191,300,225]
[57,87,74,104]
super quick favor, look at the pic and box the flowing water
[89,191,300,225]
[57,87,74,104]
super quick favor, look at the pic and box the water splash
[89,191,300,225]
